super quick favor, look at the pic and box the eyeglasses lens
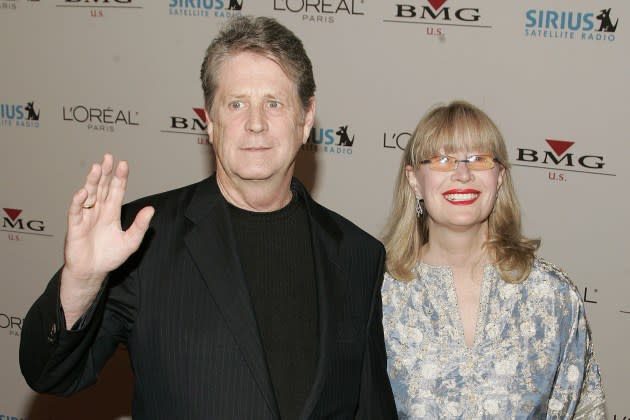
[427,155,496,171]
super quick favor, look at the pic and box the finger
[123,206,155,253]
[82,163,102,210]
[68,187,89,227]
[96,153,114,204]
[104,160,129,214]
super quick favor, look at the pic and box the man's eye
[268,101,281,108]
[229,101,243,109]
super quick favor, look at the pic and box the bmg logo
[516,140,604,170]
[513,139,614,177]
[2,208,44,233]
[2,208,51,240]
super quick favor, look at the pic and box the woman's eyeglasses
[419,155,500,171]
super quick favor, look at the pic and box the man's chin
[235,171,278,183]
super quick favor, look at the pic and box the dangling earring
[415,197,425,218]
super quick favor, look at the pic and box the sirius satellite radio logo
[513,139,615,181]
[0,101,40,128]
[525,8,619,42]
[1,0,16,11]
[385,0,490,36]
[273,0,364,24]
[302,124,355,156]
[161,107,209,145]
[0,0,38,11]
[169,0,244,18]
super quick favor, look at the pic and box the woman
[382,101,606,419]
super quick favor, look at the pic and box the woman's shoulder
[529,256,570,282]
[382,269,422,289]
[525,256,582,302]
[383,271,405,293]
[382,271,416,306]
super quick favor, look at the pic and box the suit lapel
[293,180,345,420]
[183,176,280,419]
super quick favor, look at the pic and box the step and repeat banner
[1,1,628,419]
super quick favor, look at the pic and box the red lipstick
[442,189,480,205]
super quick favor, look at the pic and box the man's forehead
[218,52,293,81]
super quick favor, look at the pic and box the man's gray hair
[200,16,316,114]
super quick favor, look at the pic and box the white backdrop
[1,1,628,419]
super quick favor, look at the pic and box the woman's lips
[442,189,480,205]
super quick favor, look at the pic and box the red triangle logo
[3,208,22,221]
[193,108,207,122]
[545,139,574,156]
[428,0,447,10]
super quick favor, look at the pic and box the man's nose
[245,104,267,133]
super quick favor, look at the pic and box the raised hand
[60,154,154,326]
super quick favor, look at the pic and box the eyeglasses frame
[418,154,501,172]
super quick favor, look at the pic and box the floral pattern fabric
[382,258,606,419]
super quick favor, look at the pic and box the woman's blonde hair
[382,101,540,283]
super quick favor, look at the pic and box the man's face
[207,51,314,189]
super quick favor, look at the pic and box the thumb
[124,206,155,252]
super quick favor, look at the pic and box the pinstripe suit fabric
[20,175,397,420]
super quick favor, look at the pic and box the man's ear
[301,97,316,145]
[205,109,213,144]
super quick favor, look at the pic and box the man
[20,16,397,419]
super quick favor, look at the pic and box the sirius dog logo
[524,8,619,42]
[161,107,209,145]
[169,0,244,19]
[513,139,615,181]
[596,8,618,32]
[302,124,355,156]
[25,101,40,120]
[335,125,354,147]
[0,101,40,128]
[385,0,490,36]
[227,0,242,10]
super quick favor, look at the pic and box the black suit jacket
[20,175,397,419]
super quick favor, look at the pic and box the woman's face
[406,149,505,234]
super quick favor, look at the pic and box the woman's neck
[421,223,490,271]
